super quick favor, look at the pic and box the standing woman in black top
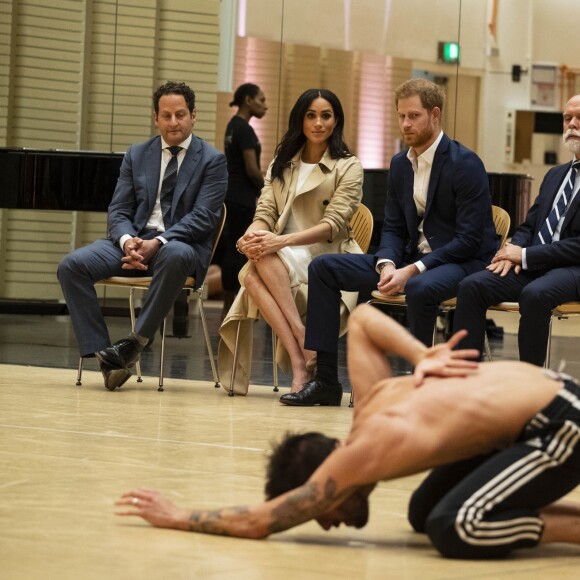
[221,83,268,317]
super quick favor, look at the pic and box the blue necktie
[536,160,580,245]
[160,146,182,229]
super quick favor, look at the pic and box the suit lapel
[295,149,336,197]
[402,160,416,225]
[561,165,580,232]
[146,138,162,213]
[172,136,202,218]
[424,135,448,217]
[296,164,325,195]
[531,164,570,239]
[539,165,567,219]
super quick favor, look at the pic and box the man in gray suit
[58,81,227,390]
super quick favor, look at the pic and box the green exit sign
[438,41,460,64]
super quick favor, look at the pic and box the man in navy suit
[453,94,580,366]
[280,78,497,406]
[57,81,227,390]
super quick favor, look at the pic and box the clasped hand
[487,243,522,276]
[121,237,159,270]
[413,329,480,386]
[376,264,419,295]
[237,230,281,262]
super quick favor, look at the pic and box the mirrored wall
[219,0,465,169]
[1,0,466,158]
[2,0,576,170]
[1,0,578,301]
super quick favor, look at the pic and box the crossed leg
[243,253,315,391]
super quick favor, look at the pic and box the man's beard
[563,130,580,154]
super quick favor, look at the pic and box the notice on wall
[531,64,558,108]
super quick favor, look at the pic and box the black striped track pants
[408,378,580,558]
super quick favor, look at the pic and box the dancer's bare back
[347,361,563,481]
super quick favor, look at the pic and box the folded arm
[347,304,479,398]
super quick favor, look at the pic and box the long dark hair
[270,88,352,184]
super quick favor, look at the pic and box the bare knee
[254,253,278,271]
[242,266,262,296]
[347,303,374,333]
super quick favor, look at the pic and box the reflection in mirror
[235,0,580,201]
[235,0,462,169]
[3,0,580,304]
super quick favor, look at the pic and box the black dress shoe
[279,379,343,407]
[96,337,142,370]
[98,360,131,391]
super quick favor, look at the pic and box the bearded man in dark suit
[453,93,580,366]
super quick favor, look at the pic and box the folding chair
[358,206,511,406]
[76,204,226,391]
[227,203,375,396]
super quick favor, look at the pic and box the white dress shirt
[376,130,444,274]
[118,134,192,251]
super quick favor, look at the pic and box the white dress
[276,160,316,286]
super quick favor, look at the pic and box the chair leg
[128,287,142,382]
[349,390,354,408]
[484,333,493,362]
[76,357,83,386]
[271,329,279,392]
[544,314,554,369]
[197,290,220,388]
[228,320,242,397]
[158,318,166,391]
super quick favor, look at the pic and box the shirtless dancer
[116,304,580,559]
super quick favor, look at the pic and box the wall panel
[1,210,73,300]
[0,0,14,146]
[215,36,412,170]
[0,0,221,303]
[8,0,85,149]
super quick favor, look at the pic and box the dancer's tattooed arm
[183,478,354,538]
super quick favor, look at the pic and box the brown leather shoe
[98,359,131,391]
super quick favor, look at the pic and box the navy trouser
[57,235,197,356]
[408,377,580,559]
[453,266,580,366]
[305,252,489,350]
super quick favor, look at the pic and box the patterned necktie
[160,146,182,229]
[536,160,580,245]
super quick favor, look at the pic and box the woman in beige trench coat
[218,89,363,395]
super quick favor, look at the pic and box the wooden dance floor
[2,363,580,580]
